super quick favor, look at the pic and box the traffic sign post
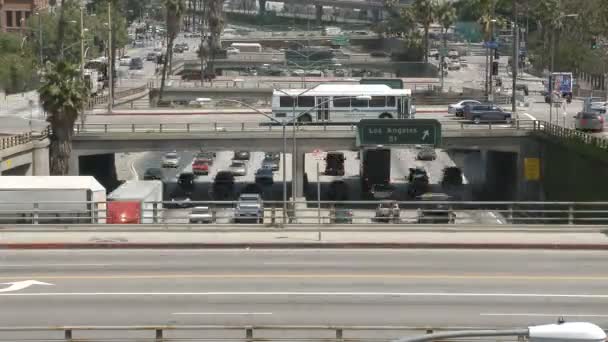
[356,119,442,147]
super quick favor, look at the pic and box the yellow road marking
[0,274,607,281]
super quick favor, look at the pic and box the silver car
[229,160,247,176]
[162,152,180,168]
[574,112,604,132]
[448,100,481,117]
[189,206,213,224]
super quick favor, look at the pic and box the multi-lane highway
[0,249,607,327]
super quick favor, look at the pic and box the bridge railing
[0,132,32,150]
[88,84,150,109]
[532,120,608,150]
[2,200,608,226]
[73,120,534,134]
[0,325,525,342]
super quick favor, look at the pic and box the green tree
[0,33,38,93]
[39,61,88,175]
[159,0,186,101]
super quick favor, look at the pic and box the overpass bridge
[69,120,541,200]
[0,132,50,176]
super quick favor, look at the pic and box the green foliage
[39,61,88,123]
[0,33,38,94]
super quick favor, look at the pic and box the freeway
[0,249,607,327]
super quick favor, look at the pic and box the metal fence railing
[0,325,525,342]
[533,120,608,151]
[88,84,150,109]
[2,200,608,226]
[71,119,534,135]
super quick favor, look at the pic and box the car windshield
[231,161,244,167]
[165,153,177,158]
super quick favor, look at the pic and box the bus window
[387,96,396,107]
[298,96,315,108]
[351,98,369,107]
[280,96,294,107]
[370,96,386,107]
[333,98,350,107]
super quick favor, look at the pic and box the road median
[1,230,607,250]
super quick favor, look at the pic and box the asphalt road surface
[0,249,607,328]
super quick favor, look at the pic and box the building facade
[0,0,48,33]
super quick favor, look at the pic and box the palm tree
[39,61,87,175]
[411,0,434,63]
[204,0,225,76]
[159,0,186,102]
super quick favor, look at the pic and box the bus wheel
[298,114,312,123]
[379,113,393,119]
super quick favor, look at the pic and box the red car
[192,161,209,175]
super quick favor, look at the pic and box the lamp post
[277,92,372,211]
[549,12,578,125]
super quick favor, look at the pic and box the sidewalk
[0,229,607,249]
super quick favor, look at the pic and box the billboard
[550,72,573,94]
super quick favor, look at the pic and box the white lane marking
[0,280,53,293]
[523,112,537,120]
[173,312,272,315]
[481,313,608,317]
[130,159,139,181]
[2,292,608,298]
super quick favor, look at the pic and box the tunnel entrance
[482,151,518,201]
[79,154,121,192]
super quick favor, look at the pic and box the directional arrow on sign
[422,130,430,141]
[0,280,54,293]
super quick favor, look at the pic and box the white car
[448,100,481,117]
[229,160,247,176]
[119,55,132,66]
[226,47,240,54]
[162,152,180,168]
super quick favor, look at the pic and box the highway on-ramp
[0,249,607,328]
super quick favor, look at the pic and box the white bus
[271,84,414,123]
[230,43,262,53]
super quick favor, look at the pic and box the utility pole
[511,1,518,114]
[107,0,113,114]
[80,2,85,80]
[488,2,496,99]
[38,12,43,65]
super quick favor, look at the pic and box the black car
[407,167,429,198]
[178,172,195,192]
[255,168,274,185]
[328,180,349,201]
[166,192,193,208]
[265,152,280,161]
[234,151,250,160]
[211,171,235,200]
[262,158,279,172]
[129,57,144,70]
[143,167,162,180]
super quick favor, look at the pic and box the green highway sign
[356,119,442,147]
[332,35,349,46]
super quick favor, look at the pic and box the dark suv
[324,152,345,176]
[463,104,512,124]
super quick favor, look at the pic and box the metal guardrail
[533,120,608,150]
[0,325,529,342]
[3,200,608,226]
[72,120,534,134]
[88,84,149,109]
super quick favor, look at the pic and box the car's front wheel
[473,116,481,124]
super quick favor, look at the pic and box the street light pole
[511,1,518,115]
[80,2,85,80]
[37,12,43,65]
